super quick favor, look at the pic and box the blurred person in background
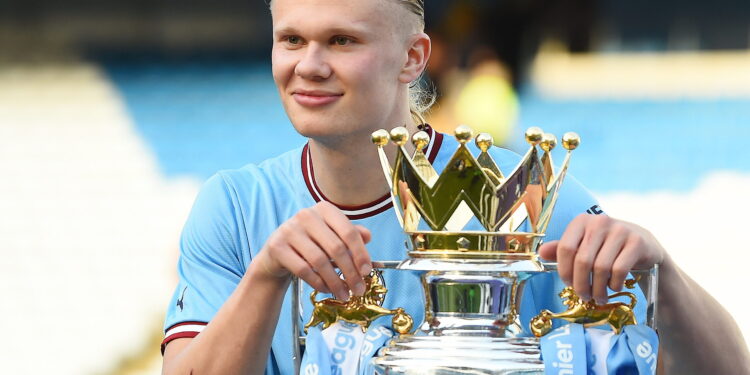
[424,0,596,147]
[160,1,749,374]
[424,2,519,146]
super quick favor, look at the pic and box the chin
[290,113,344,139]
[289,111,368,141]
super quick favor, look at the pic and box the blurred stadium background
[2,0,749,373]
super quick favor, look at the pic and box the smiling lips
[292,90,343,107]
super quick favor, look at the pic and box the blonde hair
[397,0,425,30]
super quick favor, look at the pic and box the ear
[398,33,431,84]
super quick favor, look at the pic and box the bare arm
[540,214,750,375]
[162,260,289,375]
[655,255,749,374]
[162,202,372,375]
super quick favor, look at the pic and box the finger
[302,210,365,296]
[572,218,608,301]
[538,240,558,261]
[591,231,627,304]
[556,215,586,287]
[316,202,372,277]
[288,227,349,300]
[356,225,372,244]
[355,225,373,274]
[279,246,329,293]
[609,237,641,291]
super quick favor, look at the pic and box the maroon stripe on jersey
[343,200,395,220]
[301,144,319,202]
[307,149,391,210]
[301,124,442,219]
[161,321,207,355]
[421,124,443,163]
[163,321,208,333]
[161,331,201,355]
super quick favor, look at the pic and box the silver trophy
[293,126,657,374]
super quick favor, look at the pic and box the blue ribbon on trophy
[540,324,659,374]
[301,322,393,375]
[532,275,659,375]
[304,320,658,375]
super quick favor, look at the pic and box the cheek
[271,47,295,89]
[340,51,400,96]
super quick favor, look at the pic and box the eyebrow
[273,26,299,36]
[273,24,371,37]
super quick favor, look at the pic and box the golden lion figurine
[530,278,640,337]
[304,271,414,335]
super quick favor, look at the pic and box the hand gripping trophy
[295,125,657,374]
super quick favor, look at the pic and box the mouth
[292,90,343,107]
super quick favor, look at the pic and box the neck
[308,121,420,207]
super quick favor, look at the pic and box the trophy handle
[538,262,659,333]
[291,261,403,375]
[643,263,659,331]
[291,276,302,375]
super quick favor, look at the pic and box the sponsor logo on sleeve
[176,286,188,312]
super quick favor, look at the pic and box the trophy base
[372,335,544,375]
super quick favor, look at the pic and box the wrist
[246,252,292,288]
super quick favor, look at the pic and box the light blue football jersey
[162,125,644,374]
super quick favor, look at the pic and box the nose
[294,43,332,81]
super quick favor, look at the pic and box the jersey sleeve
[162,173,246,352]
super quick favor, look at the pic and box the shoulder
[185,146,306,241]
[217,145,306,217]
[202,146,305,219]
[178,146,308,269]
[218,146,303,194]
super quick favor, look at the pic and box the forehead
[271,0,402,34]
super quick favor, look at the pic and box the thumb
[356,225,372,244]
[538,240,559,261]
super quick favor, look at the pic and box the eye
[332,36,352,46]
[286,35,302,45]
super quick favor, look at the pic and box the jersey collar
[301,124,443,220]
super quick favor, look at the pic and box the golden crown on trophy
[371,125,580,258]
